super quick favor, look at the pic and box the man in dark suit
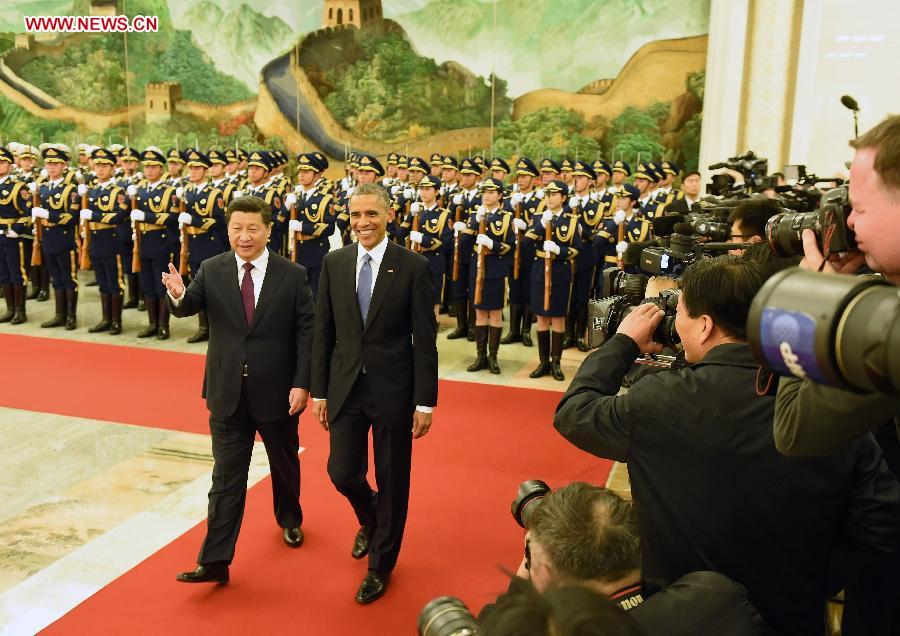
[162,195,315,584]
[311,183,438,604]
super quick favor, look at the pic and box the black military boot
[446,298,468,339]
[11,285,27,324]
[550,330,565,381]
[65,290,78,330]
[499,304,521,345]
[466,302,476,341]
[37,267,50,301]
[529,330,551,378]
[576,307,590,352]
[27,267,40,300]
[0,283,13,322]
[562,309,576,349]
[521,308,534,347]
[466,325,489,372]
[187,310,209,343]
[137,297,159,338]
[109,295,123,335]
[137,276,145,311]
[89,293,111,333]
[157,299,170,340]
[41,289,66,328]
[123,273,139,309]
[487,325,502,374]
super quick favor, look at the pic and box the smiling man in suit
[312,183,438,604]
[162,195,315,584]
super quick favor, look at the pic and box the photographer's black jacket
[554,335,900,635]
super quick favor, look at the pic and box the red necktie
[241,261,254,326]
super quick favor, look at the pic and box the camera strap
[609,583,645,611]
[756,367,779,396]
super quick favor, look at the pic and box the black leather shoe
[355,570,390,604]
[351,526,370,560]
[283,527,304,548]
[175,563,229,584]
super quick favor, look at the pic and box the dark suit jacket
[311,239,438,426]
[168,250,314,421]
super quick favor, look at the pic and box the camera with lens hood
[765,185,856,258]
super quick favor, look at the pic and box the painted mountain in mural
[393,0,710,96]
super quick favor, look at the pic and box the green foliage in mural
[680,113,702,172]
[0,94,76,142]
[492,107,600,160]
[603,103,667,165]
[322,31,511,143]
[687,69,705,101]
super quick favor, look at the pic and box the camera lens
[765,212,818,257]
[511,479,551,529]
[418,596,480,636]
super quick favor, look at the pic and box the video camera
[587,287,681,351]
[639,222,744,278]
[765,185,856,258]
[747,268,900,394]
[707,151,776,195]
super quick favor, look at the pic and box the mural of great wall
[0,0,710,172]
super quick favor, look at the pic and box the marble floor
[0,274,621,634]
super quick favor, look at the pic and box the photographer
[727,199,782,254]
[774,115,900,460]
[554,255,900,634]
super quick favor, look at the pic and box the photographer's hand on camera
[617,303,665,354]
[799,228,865,275]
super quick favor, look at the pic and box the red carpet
[1,334,612,635]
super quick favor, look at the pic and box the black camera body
[765,185,856,257]
[587,289,681,350]
[708,151,776,195]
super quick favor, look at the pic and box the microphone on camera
[840,95,859,112]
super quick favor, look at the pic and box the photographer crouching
[554,255,900,634]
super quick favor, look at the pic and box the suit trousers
[198,379,302,565]
[327,372,413,574]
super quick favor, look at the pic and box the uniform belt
[140,223,166,231]
[89,222,117,230]
[184,226,209,235]
[0,218,17,226]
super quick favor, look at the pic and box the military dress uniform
[82,148,130,334]
[445,158,482,340]
[400,176,452,299]
[594,184,652,275]
[0,147,33,324]
[568,162,605,350]
[133,148,180,340]
[242,151,284,254]
[287,153,334,299]
[32,146,81,330]
[165,148,186,188]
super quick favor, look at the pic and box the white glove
[6,229,18,238]
[475,206,487,223]
[510,192,524,206]
[294,185,303,194]
[391,185,401,196]
[288,219,302,233]
[403,187,415,200]
[543,240,560,255]
[177,212,192,225]
[233,189,244,198]
[540,210,554,228]
[345,186,355,197]
[31,207,49,220]
[382,177,392,187]
[79,209,93,220]
[616,241,629,254]
[77,184,88,197]
[409,230,424,245]
[535,189,544,199]
[453,221,467,233]
[40,168,48,179]
[476,234,494,250]
[569,197,580,210]
[175,187,184,199]
[410,202,422,214]
[613,210,626,225]
[126,184,138,198]
[452,193,464,206]
[28,182,37,193]
[130,210,146,222]
[284,193,297,208]
[513,218,528,232]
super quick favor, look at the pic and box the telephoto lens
[418,597,480,636]
[765,186,855,257]
[748,268,900,394]
[511,479,551,529]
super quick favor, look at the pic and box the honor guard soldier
[0,146,33,324]
[633,163,666,220]
[116,147,143,309]
[242,151,285,252]
[610,159,631,190]
[392,157,428,244]
[177,150,226,342]
[501,157,542,346]
[591,160,615,210]
[400,174,451,317]
[16,145,48,301]
[465,177,513,375]
[31,146,81,330]
[523,179,581,381]
[130,148,179,340]
[76,144,94,182]
[567,161,604,351]
[383,152,400,186]
[286,152,334,298]
[656,161,684,208]
[166,148,186,187]
[429,152,444,178]
[447,158,481,341]
[79,148,129,334]
[440,156,461,204]
[595,183,651,274]
[311,152,332,195]
[394,155,411,192]
[120,147,142,182]
[560,158,575,191]
[539,158,561,189]
[490,157,511,184]
[208,150,239,206]
[224,149,244,187]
